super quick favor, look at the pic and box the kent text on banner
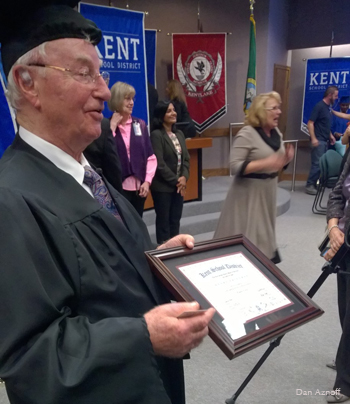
[79,3,149,124]
[172,33,227,133]
[302,58,350,135]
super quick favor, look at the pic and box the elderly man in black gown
[0,2,214,404]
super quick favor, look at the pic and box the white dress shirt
[19,126,94,197]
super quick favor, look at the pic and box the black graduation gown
[0,136,184,404]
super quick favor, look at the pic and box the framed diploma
[146,235,323,360]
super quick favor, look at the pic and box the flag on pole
[243,13,256,113]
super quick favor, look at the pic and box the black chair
[312,149,342,215]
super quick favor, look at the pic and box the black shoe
[326,360,336,371]
[326,391,350,403]
[305,185,317,195]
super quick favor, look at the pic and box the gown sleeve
[0,189,170,404]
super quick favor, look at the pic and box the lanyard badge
[133,122,142,136]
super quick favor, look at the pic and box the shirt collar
[19,126,90,187]
[119,116,132,127]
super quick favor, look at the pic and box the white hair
[6,43,48,110]
[6,34,95,110]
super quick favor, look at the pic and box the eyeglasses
[124,96,135,102]
[265,106,281,111]
[28,64,110,86]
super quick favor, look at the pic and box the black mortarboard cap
[340,96,350,104]
[0,0,102,77]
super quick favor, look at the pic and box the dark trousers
[306,140,328,187]
[152,190,184,244]
[334,258,350,396]
[123,190,146,218]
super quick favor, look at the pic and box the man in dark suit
[0,2,215,403]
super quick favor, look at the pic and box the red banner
[172,33,226,133]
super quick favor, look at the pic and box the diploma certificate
[177,253,292,339]
[146,235,324,359]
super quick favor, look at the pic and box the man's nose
[95,79,111,101]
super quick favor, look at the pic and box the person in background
[108,81,156,217]
[214,91,294,264]
[331,95,350,157]
[0,2,215,403]
[166,79,196,138]
[148,82,158,131]
[339,125,350,174]
[84,117,123,193]
[331,106,350,174]
[151,101,190,244]
[324,152,350,403]
[305,86,338,195]
[342,125,350,147]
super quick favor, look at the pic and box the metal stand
[225,244,349,404]
[282,139,299,192]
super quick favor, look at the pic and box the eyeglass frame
[27,64,110,86]
[124,95,136,102]
[264,106,281,111]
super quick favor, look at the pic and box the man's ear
[12,65,41,108]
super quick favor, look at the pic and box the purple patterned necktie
[83,165,122,222]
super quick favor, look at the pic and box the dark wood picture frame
[146,235,323,360]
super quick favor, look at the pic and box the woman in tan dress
[214,91,294,263]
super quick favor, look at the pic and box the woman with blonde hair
[108,81,157,217]
[166,79,196,138]
[214,91,294,263]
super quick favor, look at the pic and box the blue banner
[145,29,156,86]
[79,3,149,124]
[302,58,350,135]
[0,49,16,158]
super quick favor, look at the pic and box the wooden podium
[144,137,212,210]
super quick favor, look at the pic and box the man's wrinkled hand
[157,234,194,250]
[144,302,215,358]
